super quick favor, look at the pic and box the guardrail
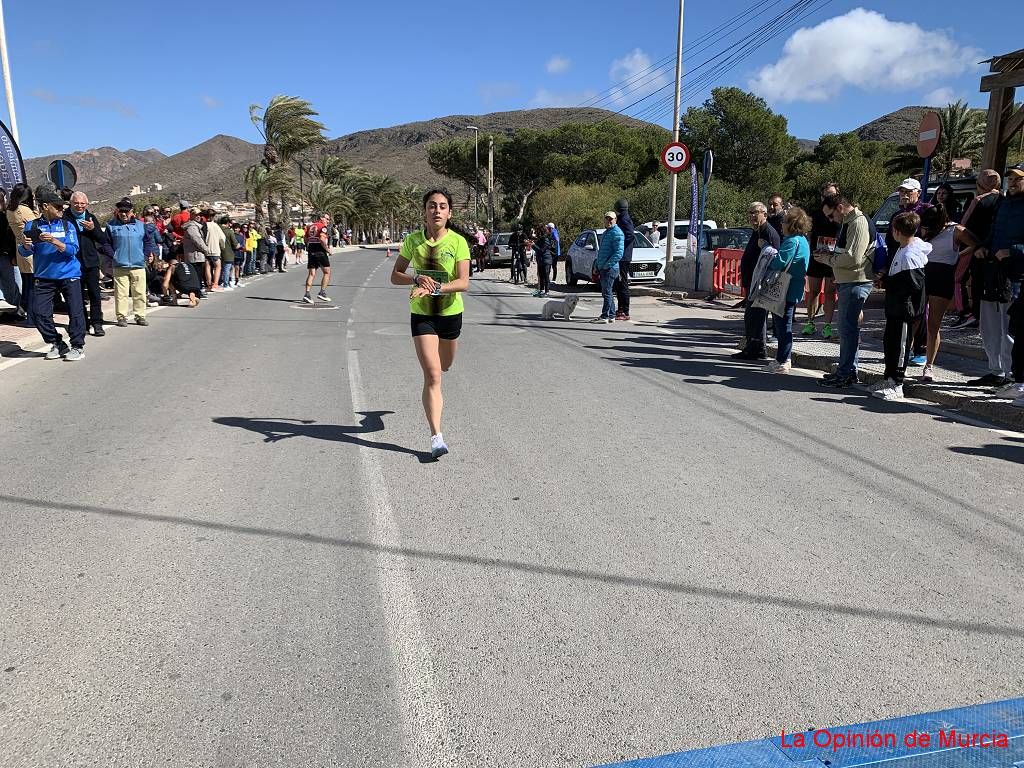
[711,248,744,296]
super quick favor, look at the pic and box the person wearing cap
[107,198,159,327]
[65,191,111,336]
[182,205,212,295]
[170,201,191,241]
[18,185,85,361]
[966,163,1024,394]
[592,211,623,323]
[886,178,932,364]
[612,199,635,320]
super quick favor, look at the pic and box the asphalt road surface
[2,246,1021,768]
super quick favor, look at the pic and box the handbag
[751,244,796,317]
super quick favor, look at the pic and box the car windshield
[706,229,752,250]
[596,232,654,248]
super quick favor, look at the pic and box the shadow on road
[1,492,1021,640]
[212,411,434,463]
[949,435,1024,466]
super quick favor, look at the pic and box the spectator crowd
[0,183,317,360]
[731,165,1024,408]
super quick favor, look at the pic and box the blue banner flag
[0,120,26,193]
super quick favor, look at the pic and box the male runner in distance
[302,212,332,303]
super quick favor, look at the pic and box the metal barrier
[711,248,744,297]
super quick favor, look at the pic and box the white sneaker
[430,434,449,459]
[920,364,934,382]
[765,360,791,373]
[867,377,895,393]
[873,383,905,401]
[223,285,234,291]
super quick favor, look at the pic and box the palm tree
[245,164,296,223]
[306,180,356,223]
[249,95,328,169]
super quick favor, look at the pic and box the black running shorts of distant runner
[924,261,955,300]
[411,312,463,340]
[307,248,330,270]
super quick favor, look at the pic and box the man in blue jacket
[17,185,85,361]
[593,211,624,323]
[107,198,159,327]
[547,222,561,282]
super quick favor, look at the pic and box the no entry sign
[660,142,691,173]
[916,112,941,159]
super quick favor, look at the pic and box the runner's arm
[438,259,470,295]
[391,256,419,286]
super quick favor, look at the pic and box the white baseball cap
[898,178,922,191]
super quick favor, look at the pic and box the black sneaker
[116,317,128,328]
[93,325,106,337]
[731,348,767,361]
[818,373,858,388]
[965,373,1003,387]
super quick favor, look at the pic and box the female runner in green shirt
[390,189,471,458]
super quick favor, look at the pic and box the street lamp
[465,125,480,222]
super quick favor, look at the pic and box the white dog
[541,294,579,320]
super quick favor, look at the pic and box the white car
[565,229,665,285]
[649,220,718,259]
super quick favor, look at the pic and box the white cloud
[546,56,570,75]
[32,88,137,118]
[478,81,521,105]
[529,88,598,108]
[923,87,957,106]
[608,49,669,107]
[749,9,981,103]
[201,95,222,109]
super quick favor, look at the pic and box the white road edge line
[347,349,458,767]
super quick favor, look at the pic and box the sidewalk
[694,297,1024,431]
[0,246,355,363]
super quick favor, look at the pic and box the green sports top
[400,229,471,316]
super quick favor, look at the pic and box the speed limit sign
[660,142,691,173]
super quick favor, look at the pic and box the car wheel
[566,257,578,286]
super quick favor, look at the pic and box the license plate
[632,271,655,278]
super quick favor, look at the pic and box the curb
[779,345,1024,431]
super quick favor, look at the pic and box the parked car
[642,220,720,259]
[565,229,665,286]
[489,232,513,266]
[872,176,977,233]
[703,227,753,251]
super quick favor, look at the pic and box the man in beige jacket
[814,194,876,387]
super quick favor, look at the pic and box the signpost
[694,149,713,291]
[46,158,77,189]
[916,111,941,199]
[660,141,691,174]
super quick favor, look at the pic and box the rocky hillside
[25,108,654,204]
[326,107,654,188]
[854,105,986,145]
[24,147,165,192]
[83,135,260,204]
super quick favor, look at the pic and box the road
[1,245,1021,768]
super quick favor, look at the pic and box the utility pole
[665,0,685,263]
[466,125,480,223]
[0,0,19,145]
[487,135,494,232]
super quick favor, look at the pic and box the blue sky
[5,0,1019,158]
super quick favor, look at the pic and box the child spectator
[872,212,930,401]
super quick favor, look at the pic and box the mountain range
[22,106,937,205]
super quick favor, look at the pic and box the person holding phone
[390,189,471,459]
[18,185,85,361]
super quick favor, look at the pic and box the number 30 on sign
[660,142,691,173]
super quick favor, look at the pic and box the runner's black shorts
[925,261,956,300]
[411,312,463,340]
[307,248,330,270]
